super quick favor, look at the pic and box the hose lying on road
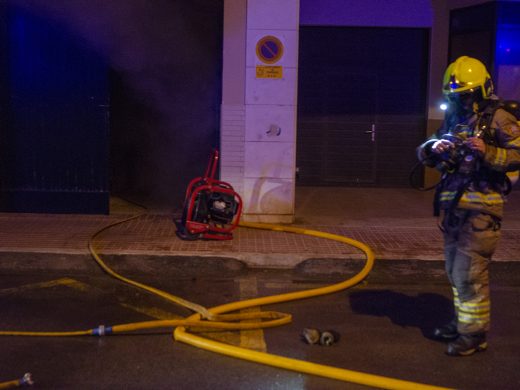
[0,215,453,390]
[0,373,33,389]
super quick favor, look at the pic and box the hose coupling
[301,328,320,345]
[92,325,113,336]
[301,328,339,346]
[20,373,34,386]
[319,331,336,346]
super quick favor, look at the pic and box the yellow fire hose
[0,374,33,389]
[0,215,453,390]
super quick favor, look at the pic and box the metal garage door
[297,26,429,187]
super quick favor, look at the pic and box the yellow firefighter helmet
[442,56,493,99]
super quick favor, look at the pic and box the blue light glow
[496,28,520,65]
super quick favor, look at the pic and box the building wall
[300,0,432,27]
[221,0,247,196]
[221,0,299,223]
[220,0,520,220]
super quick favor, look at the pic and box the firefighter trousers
[441,209,501,335]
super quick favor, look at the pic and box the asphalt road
[1,263,520,390]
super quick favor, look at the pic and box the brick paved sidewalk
[0,212,518,269]
[1,188,519,268]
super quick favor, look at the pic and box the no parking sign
[256,35,283,78]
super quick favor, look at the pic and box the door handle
[364,124,375,142]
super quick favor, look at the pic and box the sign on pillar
[256,35,283,78]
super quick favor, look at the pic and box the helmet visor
[446,88,483,112]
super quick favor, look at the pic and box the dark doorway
[297,26,429,187]
[448,2,496,69]
[0,4,109,214]
[109,1,223,211]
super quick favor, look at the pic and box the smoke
[12,0,214,113]
[9,0,223,209]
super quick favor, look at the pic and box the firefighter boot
[433,320,459,341]
[446,333,487,356]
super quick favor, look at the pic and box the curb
[0,251,519,285]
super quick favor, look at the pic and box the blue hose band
[92,325,113,336]
[20,373,33,386]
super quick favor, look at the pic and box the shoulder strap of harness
[476,100,501,143]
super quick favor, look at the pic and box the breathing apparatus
[434,56,490,173]
[411,56,497,190]
[411,56,520,201]
[434,125,482,175]
[439,57,520,186]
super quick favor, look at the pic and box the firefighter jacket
[418,100,520,219]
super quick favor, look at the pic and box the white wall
[221,0,299,223]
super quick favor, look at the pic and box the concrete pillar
[221,0,299,223]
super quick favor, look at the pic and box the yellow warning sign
[256,66,283,79]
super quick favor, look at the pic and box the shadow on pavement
[349,289,454,340]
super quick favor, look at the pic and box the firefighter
[417,56,520,356]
